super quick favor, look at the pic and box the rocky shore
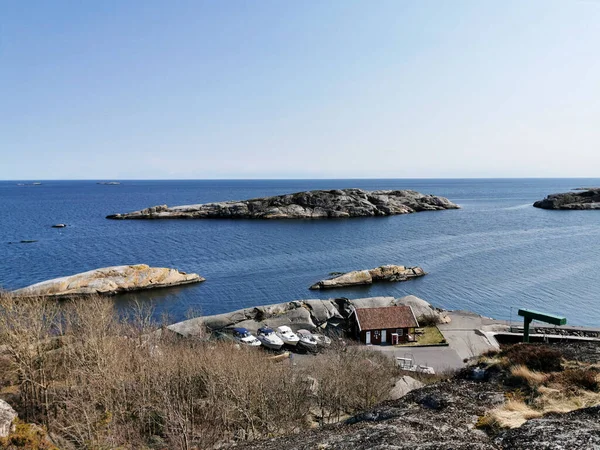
[13,264,203,298]
[533,188,600,210]
[167,295,447,337]
[310,265,425,289]
[106,188,459,220]
[237,341,600,450]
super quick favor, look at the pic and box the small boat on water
[296,329,318,351]
[276,325,300,346]
[257,327,284,350]
[232,327,261,347]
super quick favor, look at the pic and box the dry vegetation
[476,344,600,430]
[0,292,396,449]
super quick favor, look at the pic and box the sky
[1,0,599,180]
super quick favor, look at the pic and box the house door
[365,331,371,344]
[372,330,382,345]
[381,330,387,344]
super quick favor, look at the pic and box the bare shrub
[554,368,600,392]
[307,347,396,423]
[500,344,562,372]
[0,293,315,448]
[417,313,439,327]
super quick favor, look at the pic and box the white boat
[257,327,284,350]
[296,329,318,350]
[276,325,300,346]
[312,333,332,347]
[232,327,261,347]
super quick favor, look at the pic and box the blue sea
[1,179,599,327]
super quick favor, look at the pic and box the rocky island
[13,264,204,298]
[106,188,459,220]
[310,265,426,290]
[533,188,600,210]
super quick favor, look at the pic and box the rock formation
[0,400,17,438]
[106,189,459,220]
[388,376,425,401]
[310,265,426,289]
[533,188,600,210]
[13,264,204,298]
[167,295,448,337]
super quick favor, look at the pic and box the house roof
[355,306,419,331]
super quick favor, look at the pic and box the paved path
[371,345,464,373]
[367,311,505,373]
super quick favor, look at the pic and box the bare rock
[388,376,425,401]
[303,299,344,325]
[310,265,426,290]
[311,270,373,289]
[13,264,204,298]
[496,406,600,449]
[107,189,459,220]
[0,399,17,438]
[396,295,447,323]
[170,302,316,336]
[533,188,600,210]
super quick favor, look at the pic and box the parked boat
[232,327,261,347]
[312,333,332,347]
[257,327,284,350]
[296,329,318,351]
[276,325,300,346]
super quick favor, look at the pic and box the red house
[355,306,419,345]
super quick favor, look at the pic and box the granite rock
[533,188,600,210]
[107,189,459,220]
[310,265,426,290]
[13,264,204,298]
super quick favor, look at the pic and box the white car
[257,327,284,350]
[276,325,300,346]
[232,327,261,347]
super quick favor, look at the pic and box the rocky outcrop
[533,188,600,210]
[168,295,446,337]
[13,265,204,298]
[238,378,507,449]
[310,265,426,289]
[496,406,600,449]
[0,400,17,438]
[388,376,425,401]
[106,189,459,220]
[169,301,318,337]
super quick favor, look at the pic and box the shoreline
[167,296,600,373]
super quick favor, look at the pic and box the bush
[0,421,58,450]
[417,313,439,327]
[500,345,562,373]
[0,292,400,449]
[556,369,600,392]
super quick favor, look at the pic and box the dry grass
[510,365,549,387]
[478,358,600,430]
[484,399,543,428]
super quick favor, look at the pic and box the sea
[1,179,599,327]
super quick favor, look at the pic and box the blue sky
[1,0,599,179]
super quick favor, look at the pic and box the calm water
[1,179,599,326]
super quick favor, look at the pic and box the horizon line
[2,176,600,182]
